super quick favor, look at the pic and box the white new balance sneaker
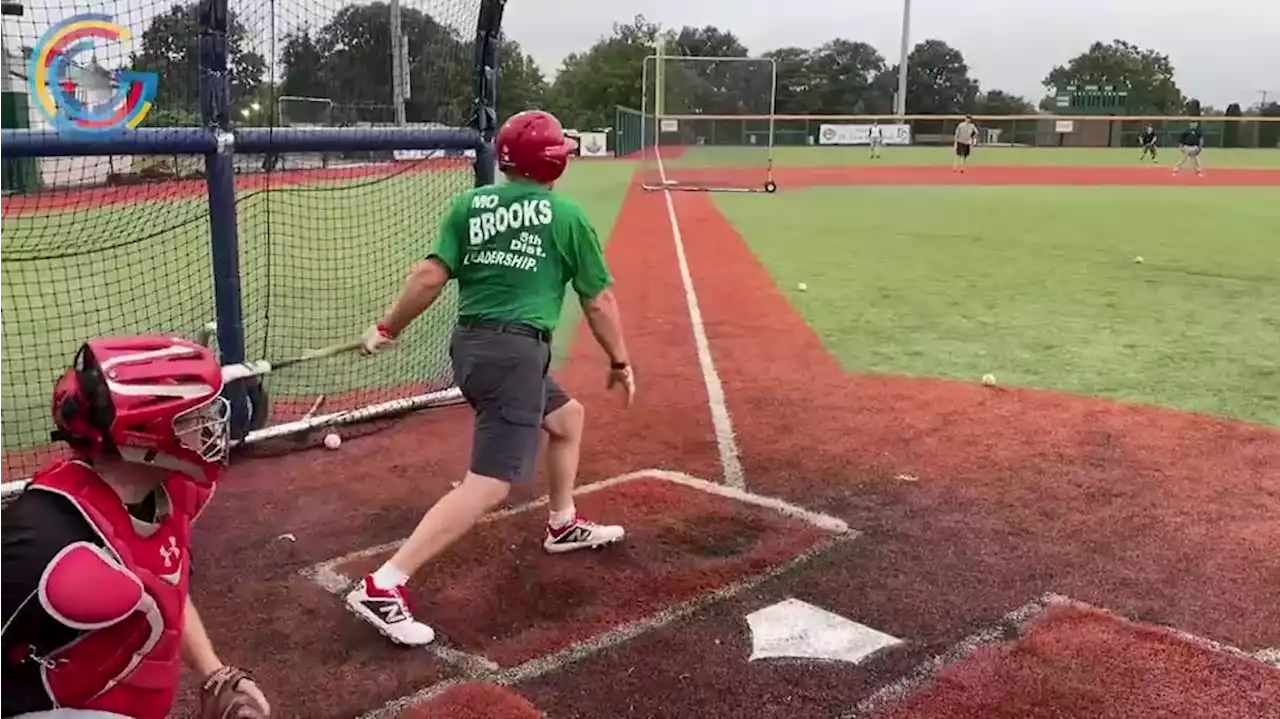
[344,575,436,646]
[543,516,626,554]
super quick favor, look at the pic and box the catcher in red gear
[1,336,271,719]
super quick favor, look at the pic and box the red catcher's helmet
[496,110,578,185]
[51,335,230,482]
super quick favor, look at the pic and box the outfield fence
[0,0,507,485]
[613,109,1280,155]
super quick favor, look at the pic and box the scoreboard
[1053,84,1130,114]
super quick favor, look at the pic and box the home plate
[746,598,903,664]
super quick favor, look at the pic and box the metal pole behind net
[895,0,913,117]
[390,0,405,126]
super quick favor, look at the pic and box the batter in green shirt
[428,178,612,334]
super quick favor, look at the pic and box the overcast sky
[504,0,1280,109]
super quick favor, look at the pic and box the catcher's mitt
[200,665,267,719]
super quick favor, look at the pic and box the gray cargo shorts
[449,320,571,483]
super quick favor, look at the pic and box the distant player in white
[868,121,884,159]
[953,116,979,172]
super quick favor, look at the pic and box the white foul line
[653,150,747,489]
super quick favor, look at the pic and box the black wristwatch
[611,361,629,370]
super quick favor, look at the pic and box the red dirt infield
[134,166,1277,717]
[396,682,541,719]
[874,600,1280,719]
[325,475,837,668]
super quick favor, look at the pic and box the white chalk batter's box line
[843,593,1280,719]
[297,468,857,719]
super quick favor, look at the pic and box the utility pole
[894,0,912,117]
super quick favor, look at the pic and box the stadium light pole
[390,0,406,125]
[894,0,912,117]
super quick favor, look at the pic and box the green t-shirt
[429,179,612,333]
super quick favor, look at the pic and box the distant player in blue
[1138,125,1159,162]
[1172,121,1204,176]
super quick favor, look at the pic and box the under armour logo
[159,536,181,567]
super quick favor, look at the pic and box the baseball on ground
[797,282,808,291]
[982,373,997,386]
[323,432,342,450]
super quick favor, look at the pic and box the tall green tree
[878,40,979,114]
[806,39,887,114]
[1043,40,1183,114]
[495,36,548,122]
[132,3,265,119]
[656,25,759,115]
[763,41,889,114]
[658,26,773,115]
[545,15,662,130]
[670,25,748,58]
[279,2,472,125]
[974,89,1035,115]
[762,46,815,114]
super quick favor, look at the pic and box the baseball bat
[221,339,363,383]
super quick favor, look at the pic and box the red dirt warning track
[877,601,1280,719]
[176,168,1277,718]
[396,682,540,719]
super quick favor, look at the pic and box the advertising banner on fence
[818,123,912,146]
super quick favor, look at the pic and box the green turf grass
[663,146,1280,169]
[715,186,1280,426]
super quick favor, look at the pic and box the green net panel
[1,0,482,481]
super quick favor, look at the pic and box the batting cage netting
[0,0,503,487]
[640,54,778,193]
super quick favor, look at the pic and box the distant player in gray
[1138,125,1159,162]
[868,121,885,159]
[1172,121,1204,176]
[952,116,978,172]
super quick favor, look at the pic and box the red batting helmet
[52,335,230,482]
[496,110,578,185]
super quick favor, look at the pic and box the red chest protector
[27,460,212,719]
